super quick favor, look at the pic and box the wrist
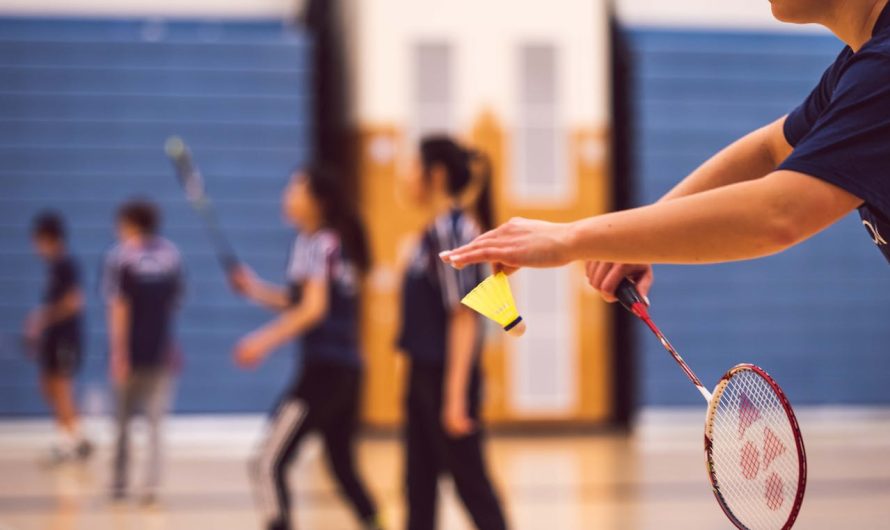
[561,220,588,262]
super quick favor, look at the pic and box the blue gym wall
[0,18,311,415]
[628,29,890,406]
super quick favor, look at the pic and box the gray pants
[113,368,172,494]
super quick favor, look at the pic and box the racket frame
[704,364,808,530]
[616,279,807,529]
[165,137,239,272]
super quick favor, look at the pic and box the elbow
[763,207,805,252]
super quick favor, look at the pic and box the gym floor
[0,409,888,530]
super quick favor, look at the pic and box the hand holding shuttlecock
[461,273,526,337]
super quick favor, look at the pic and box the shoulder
[103,243,125,267]
[295,229,340,256]
[313,228,341,254]
[837,48,890,89]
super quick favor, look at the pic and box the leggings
[251,362,378,530]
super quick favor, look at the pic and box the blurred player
[442,1,890,296]
[102,200,183,504]
[25,212,93,463]
[397,137,508,530]
[229,166,383,530]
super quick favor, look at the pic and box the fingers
[635,268,654,301]
[600,266,627,303]
[448,247,516,270]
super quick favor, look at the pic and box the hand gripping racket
[165,137,239,272]
[616,279,807,530]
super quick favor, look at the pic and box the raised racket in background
[165,137,239,272]
[616,279,807,530]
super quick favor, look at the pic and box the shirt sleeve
[783,54,845,147]
[432,214,483,311]
[289,232,335,283]
[779,52,890,217]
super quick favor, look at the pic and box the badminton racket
[616,279,807,530]
[164,136,239,272]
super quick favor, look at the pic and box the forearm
[247,305,323,354]
[660,116,791,202]
[565,171,858,264]
[445,309,478,405]
[246,280,290,310]
[42,290,83,325]
[108,297,130,358]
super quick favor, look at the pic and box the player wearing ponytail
[228,165,383,530]
[396,136,509,530]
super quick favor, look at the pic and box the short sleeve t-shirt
[102,237,184,368]
[779,3,890,264]
[287,229,362,367]
[43,255,82,342]
[398,209,486,365]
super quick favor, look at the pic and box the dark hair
[303,164,372,275]
[32,211,66,241]
[117,199,160,235]
[420,136,494,231]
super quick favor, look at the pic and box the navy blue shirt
[287,229,362,368]
[43,255,82,344]
[102,237,184,368]
[780,3,890,264]
[398,209,486,366]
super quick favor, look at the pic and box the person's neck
[823,0,888,52]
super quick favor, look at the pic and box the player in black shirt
[103,200,184,504]
[229,166,383,530]
[442,0,890,299]
[397,137,508,530]
[26,212,93,462]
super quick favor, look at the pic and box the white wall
[351,0,610,130]
[0,0,302,19]
[616,0,828,32]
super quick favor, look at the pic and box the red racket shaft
[616,279,713,402]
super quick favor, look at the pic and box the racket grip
[616,278,646,314]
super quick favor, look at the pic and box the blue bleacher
[628,28,890,406]
[0,17,313,415]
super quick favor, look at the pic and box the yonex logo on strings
[737,394,789,511]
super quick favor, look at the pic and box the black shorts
[39,334,82,377]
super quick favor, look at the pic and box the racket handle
[616,278,646,314]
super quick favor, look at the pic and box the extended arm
[444,170,862,267]
[229,265,290,310]
[584,116,794,299]
[233,279,328,367]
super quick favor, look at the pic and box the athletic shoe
[75,439,94,460]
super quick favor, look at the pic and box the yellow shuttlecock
[461,273,526,337]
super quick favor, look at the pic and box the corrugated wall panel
[629,29,890,405]
[0,18,312,415]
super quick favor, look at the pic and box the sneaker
[44,445,74,466]
[75,439,95,461]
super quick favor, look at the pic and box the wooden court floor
[0,409,888,530]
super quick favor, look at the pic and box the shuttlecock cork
[461,273,526,337]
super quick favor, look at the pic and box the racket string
[708,370,800,530]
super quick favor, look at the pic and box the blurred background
[1,0,889,528]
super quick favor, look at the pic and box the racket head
[165,136,206,204]
[704,364,806,530]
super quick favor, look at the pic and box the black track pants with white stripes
[251,362,378,530]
